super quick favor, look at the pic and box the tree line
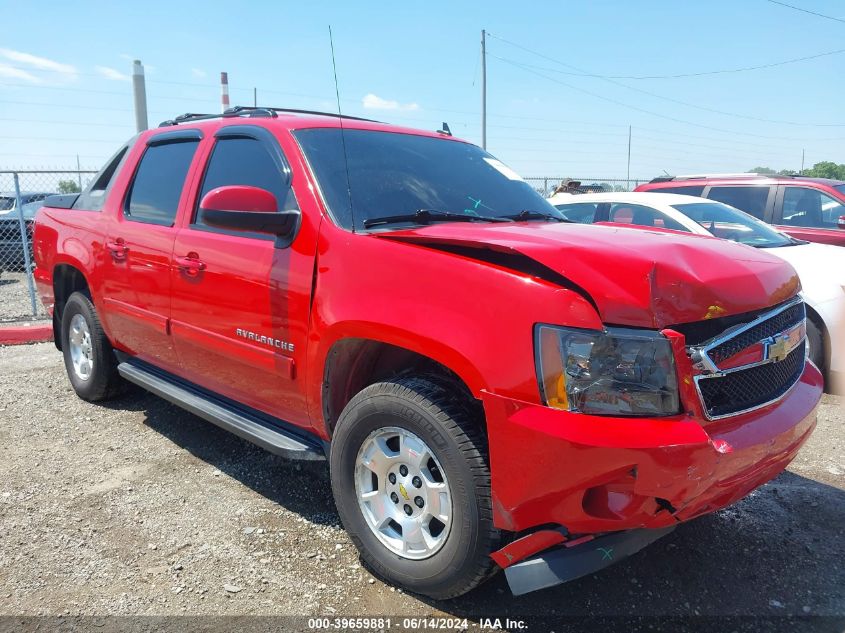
[749,162,845,180]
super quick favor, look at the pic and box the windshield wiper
[363,209,512,229]
[503,210,572,223]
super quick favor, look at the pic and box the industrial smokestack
[132,60,148,132]
[220,72,230,113]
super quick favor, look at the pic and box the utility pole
[626,125,632,184]
[221,72,230,113]
[253,87,257,107]
[76,155,82,189]
[801,148,805,175]
[132,60,148,132]
[481,29,487,150]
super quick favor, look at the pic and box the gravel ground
[0,343,842,631]
[0,271,45,322]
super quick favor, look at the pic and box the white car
[548,191,844,387]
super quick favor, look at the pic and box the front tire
[330,377,499,599]
[806,318,825,376]
[61,291,123,402]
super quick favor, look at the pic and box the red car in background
[636,174,845,247]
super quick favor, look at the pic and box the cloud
[96,66,130,81]
[0,48,77,80]
[362,93,419,111]
[191,68,207,78]
[0,62,42,83]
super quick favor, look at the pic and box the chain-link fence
[0,169,650,323]
[525,177,649,196]
[0,170,97,322]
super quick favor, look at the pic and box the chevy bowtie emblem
[399,484,410,500]
[766,335,789,363]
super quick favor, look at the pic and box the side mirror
[199,185,300,246]
[838,215,845,229]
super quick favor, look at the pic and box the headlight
[535,325,680,416]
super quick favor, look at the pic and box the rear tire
[61,291,123,402]
[330,376,499,599]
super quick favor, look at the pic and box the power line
[0,136,127,144]
[489,53,845,127]
[765,0,845,24]
[0,83,128,96]
[490,55,835,140]
[4,101,840,149]
[0,99,131,113]
[4,94,843,145]
[487,36,845,128]
[0,118,133,129]
[8,61,840,137]
[486,32,845,79]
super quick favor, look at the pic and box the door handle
[106,239,128,259]
[175,254,206,276]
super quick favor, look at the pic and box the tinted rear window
[0,197,14,211]
[706,186,770,219]
[74,144,132,211]
[649,185,705,197]
[125,140,198,225]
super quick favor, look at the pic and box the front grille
[708,301,805,365]
[698,341,805,418]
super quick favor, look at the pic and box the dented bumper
[484,362,822,569]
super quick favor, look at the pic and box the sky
[2,0,844,181]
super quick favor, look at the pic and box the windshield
[294,128,562,230]
[671,201,793,248]
[0,197,14,211]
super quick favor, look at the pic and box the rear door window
[74,145,131,211]
[781,187,844,228]
[124,140,199,226]
[706,186,770,219]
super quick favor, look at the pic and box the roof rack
[159,105,380,127]
[649,172,802,183]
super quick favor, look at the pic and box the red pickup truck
[33,107,822,598]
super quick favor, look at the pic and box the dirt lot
[0,271,45,323]
[1,342,843,630]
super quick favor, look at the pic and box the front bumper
[484,361,822,556]
[504,526,675,595]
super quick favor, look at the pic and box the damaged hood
[377,222,800,328]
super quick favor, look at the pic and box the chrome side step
[117,361,325,461]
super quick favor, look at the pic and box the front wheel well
[52,264,90,350]
[805,305,830,377]
[321,338,480,437]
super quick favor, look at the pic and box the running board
[117,361,325,461]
